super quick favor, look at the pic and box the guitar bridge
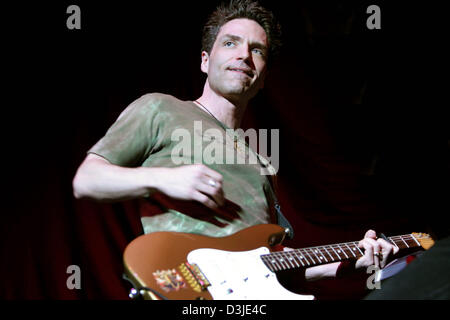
[178,262,210,292]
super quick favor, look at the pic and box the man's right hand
[153,164,225,210]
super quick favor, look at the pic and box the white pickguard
[187,247,314,300]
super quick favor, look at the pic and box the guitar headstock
[412,232,435,250]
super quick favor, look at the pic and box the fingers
[361,229,380,267]
[358,230,398,269]
[364,229,377,239]
[376,238,399,268]
[358,238,380,269]
[192,191,220,210]
[196,179,225,207]
[386,239,400,255]
[193,164,225,208]
[358,229,381,269]
[196,164,223,183]
[377,239,391,268]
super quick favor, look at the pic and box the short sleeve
[88,94,161,167]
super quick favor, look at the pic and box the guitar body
[123,224,314,300]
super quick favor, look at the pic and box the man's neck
[195,83,248,130]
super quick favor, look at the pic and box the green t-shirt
[88,93,277,237]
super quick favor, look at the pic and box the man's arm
[72,154,225,208]
[294,230,400,281]
[73,154,159,202]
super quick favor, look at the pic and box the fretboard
[260,234,421,272]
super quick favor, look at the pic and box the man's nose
[236,44,253,65]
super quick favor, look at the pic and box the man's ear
[201,51,209,74]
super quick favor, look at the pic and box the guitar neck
[260,234,421,272]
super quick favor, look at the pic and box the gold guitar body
[123,224,290,300]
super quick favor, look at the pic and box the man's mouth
[227,67,253,78]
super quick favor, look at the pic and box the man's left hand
[356,230,400,269]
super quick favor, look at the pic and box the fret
[286,252,300,268]
[296,252,306,267]
[405,237,418,248]
[391,236,406,249]
[329,245,340,261]
[336,244,349,259]
[278,253,288,270]
[350,242,362,257]
[316,247,328,263]
[283,252,296,269]
[261,255,275,272]
[341,245,351,259]
[263,255,275,272]
[353,242,364,256]
[345,243,357,258]
[275,257,284,271]
[390,237,402,250]
[285,252,294,269]
[283,252,294,269]
[311,248,325,264]
[307,248,322,264]
[399,236,409,248]
[299,249,312,265]
[270,256,281,271]
[274,252,288,270]
[293,250,307,267]
[323,246,335,261]
[409,234,421,247]
[274,251,295,270]
[302,249,316,265]
[292,254,301,268]
[267,256,277,272]
[292,253,303,268]
[399,235,419,248]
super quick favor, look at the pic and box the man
[73,0,396,287]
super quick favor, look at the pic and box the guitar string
[267,234,416,256]
[263,234,419,263]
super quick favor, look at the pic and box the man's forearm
[305,262,340,281]
[72,155,163,202]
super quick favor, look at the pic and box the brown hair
[201,0,282,64]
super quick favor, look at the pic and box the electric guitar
[123,224,434,300]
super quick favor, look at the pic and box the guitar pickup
[178,262,211,292]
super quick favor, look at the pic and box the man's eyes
[223,41,266,57]
[224,41,235,47]
[252,48,264,56]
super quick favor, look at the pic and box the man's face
[201,18,269,102]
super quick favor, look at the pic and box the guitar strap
[275,201,294,240]
[254,152,294,240]
[266,175,295,240]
